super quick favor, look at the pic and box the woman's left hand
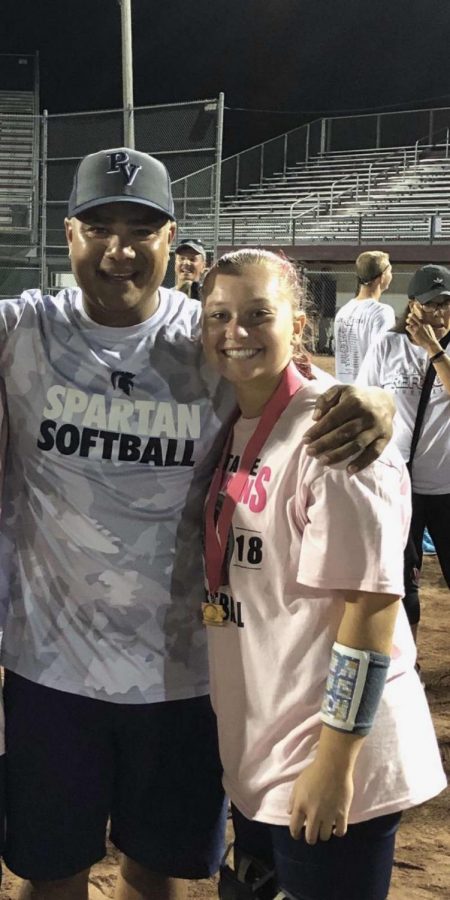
[405,309,441,354]
[288,760,354,845]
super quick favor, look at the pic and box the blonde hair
[356,250,390,285]
[202,249,313,378]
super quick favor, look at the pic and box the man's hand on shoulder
[303,385,395,474]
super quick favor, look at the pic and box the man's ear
[168,221,176,245]
[64,217,73,251]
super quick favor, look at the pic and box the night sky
[2,0,450,155]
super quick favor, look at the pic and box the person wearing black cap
[358,264,450,647]
[173,238,207,300]
[334,251,395,383]
[0,146,397,900]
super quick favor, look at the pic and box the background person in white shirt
[334,251,395,383]
[358,264,450,645]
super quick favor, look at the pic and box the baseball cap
[68,147,175,220]
[175,238,207,259]
[407,265,450,304]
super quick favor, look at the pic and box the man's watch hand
[303,385,395,473]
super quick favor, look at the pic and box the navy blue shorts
[231,804,402,900]
[3,671,227,881]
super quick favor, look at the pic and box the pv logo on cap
[107,151,142,187]
[433,277,444,287]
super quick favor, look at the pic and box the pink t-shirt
[205,373,446,825]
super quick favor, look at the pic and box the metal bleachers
[181,141,450,247]
[0,90,37,235]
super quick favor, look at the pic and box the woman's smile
[222,348,262,359]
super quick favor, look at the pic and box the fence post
[446,129,449,159]
[212,92,225,260]
[283,133,288,177]
[428,110,434,146]
[430,212,442,243]
[39,109,48,295]
[358,214,363,244]
[124,103,135,148]
[235,154,240,195]
[326,118,332,153]
[320,119,327,155]
[210,166,214,213]
[119,0,135,147]
[182,177,188,221]
[376,115,381,149]
[31,59,40,246]
[305,123,310,166]
[231,218,235,247]
[259,143,264,187]
[291,217,296,246]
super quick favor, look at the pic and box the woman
[358,264,450,643]
[200,249,446,900]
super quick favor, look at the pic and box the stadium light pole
[118,0,135,147]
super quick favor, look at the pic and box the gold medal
[202,602,226,626]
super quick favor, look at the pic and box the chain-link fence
[325,107,450,152]
[177,106,450,225]
[44,98,223,293]
[300,268,417,355]
[2,92,450,299]
[0,54,40,299]
[162,106,450,250]
[0,95,223,298]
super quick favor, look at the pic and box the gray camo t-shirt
[0,287,235,702]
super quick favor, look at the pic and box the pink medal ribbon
[204,362,304,594]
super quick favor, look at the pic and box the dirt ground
[1,356,448,899]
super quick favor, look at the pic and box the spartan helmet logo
[106,151,142,187]
[111,371,136,396]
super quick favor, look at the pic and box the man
[334,250,395,383]
[308,268,337,355]
[173,238,207,299]
[0,147,394,900]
